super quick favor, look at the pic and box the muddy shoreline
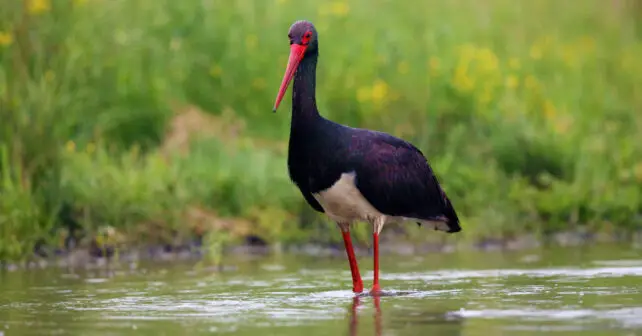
[2,229,641,272]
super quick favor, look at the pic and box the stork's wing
[350,134,459,229]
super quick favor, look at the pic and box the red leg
[371,232,381,294]
[341,229,363,293]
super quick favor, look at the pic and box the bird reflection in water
[349,295,382,336]
[347,293,464,336]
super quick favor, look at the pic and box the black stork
[272,20,462,295]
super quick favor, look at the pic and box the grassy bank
[1,0,641,262]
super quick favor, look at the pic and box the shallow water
[1,245,642,335]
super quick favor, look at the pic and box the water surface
[1,245,641,335]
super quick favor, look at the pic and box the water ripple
[2,254,642,335]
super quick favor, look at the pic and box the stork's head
[273,20,318,112]
[287,20,318,52]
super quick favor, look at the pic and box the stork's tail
[414,196,461,233]
[442,196,461,233]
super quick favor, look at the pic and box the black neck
[291,49,320,127]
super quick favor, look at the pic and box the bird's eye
[301,32,312,45]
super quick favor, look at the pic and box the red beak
[273,44,308,112]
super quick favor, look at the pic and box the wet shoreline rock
[1,229,640,272]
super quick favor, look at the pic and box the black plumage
[273,20,461,294]
[277,21,460,233]
[290,117,461,232]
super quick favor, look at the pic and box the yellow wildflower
[27,0,51,15]
[453,65,474,92]
[330,2,350,17]
[66,140,76,153]
[452,44,478,92]
[476,48,499,73]
[371,79,389,104]
[505,75,519,89]
[543,100,556,120]
[209,64,222,78]
[0,31,13,47]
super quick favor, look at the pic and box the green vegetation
[1,0,641,262]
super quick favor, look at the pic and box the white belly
[311,172,451,232]
[312,172,382,224]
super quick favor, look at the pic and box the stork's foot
[369,284,382,296]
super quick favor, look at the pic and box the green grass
[1,0,641,261]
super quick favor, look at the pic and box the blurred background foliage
[1,0,642,262]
